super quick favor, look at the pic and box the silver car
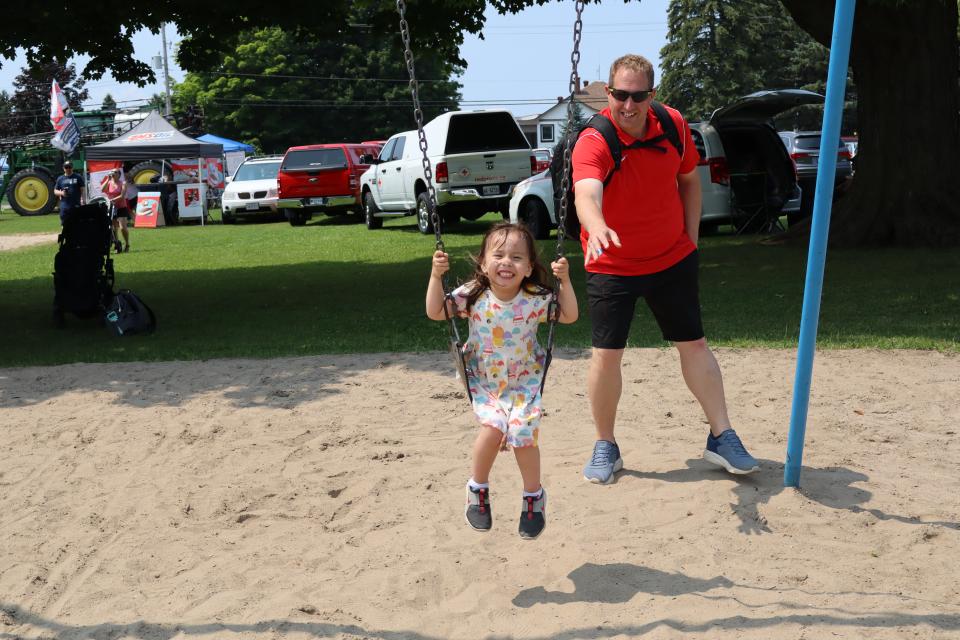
[778,130,854,224]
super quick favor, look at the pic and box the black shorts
[112,206,132,221]
[586,250,704,348]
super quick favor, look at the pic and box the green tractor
[0,111,163,216]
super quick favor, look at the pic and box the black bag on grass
[105,289,156,336]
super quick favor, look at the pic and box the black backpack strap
[581,114,623,187]
[648,100,684,158]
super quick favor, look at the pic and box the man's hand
[584,224,621,265]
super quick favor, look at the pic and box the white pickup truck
[358,110,536,232]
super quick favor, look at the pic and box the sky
[0,0,670,118]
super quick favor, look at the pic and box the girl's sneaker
[465,484,492,531]
[518,488,547,540]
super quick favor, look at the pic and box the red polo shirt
[572,105,699,275]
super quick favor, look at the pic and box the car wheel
[364,192,383,230]
[521,197,550,240]
[416,192,434,235]
[288,211,307,226]
[222,211,234,225]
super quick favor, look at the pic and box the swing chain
[397,0,444,255]
[555,0,585,263]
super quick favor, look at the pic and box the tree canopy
[0,1,489,86]
[657,0,856,131]
[0,59,88,138]
[174,26,461,153]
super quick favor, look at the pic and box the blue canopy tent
[196,134,254,154]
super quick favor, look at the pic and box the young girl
[426,222,578,539]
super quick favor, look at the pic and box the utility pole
[161,23,172,117]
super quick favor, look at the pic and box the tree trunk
[780,0,960,247]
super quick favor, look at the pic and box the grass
[0,205,958,367]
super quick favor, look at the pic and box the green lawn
[0,206,957,367]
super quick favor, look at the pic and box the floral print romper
[452,284,550,448]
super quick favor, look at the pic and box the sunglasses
[607,87,654,102]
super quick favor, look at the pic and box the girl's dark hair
[461,222,553,310]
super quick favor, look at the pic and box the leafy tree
[100,93,117,111]
[779,0,959,246]
[174,26,461,153]
[0,1,485,86]
[4,59,89,137]
[0,90,12,138]
[558,100,588,139]
[658,0,856,131]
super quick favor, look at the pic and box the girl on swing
[426,222,578,539]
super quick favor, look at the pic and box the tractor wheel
[127,161,171,185]
[8,169,56,216]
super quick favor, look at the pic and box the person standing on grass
[426,222,578,539]
[54,160,85,224]
[573,54,759,484]
[100,169,131,253]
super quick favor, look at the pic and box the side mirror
[225,176,233,184]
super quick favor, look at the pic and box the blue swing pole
[784,0,857,488]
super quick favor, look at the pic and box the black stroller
[53,202,116,327]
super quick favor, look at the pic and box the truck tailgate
[441,150,531,195]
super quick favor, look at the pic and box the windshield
[282,149,347,170]
[233,161,281,181]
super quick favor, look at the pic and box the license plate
[245,203,260,211]
[309,197,326,206]
[482,185,499,196]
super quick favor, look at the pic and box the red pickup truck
[276,142,383,226]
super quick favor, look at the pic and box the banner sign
[134,193,164,228]
[172,158,224,190]
[87,160,123,202]
[177,183,205,220]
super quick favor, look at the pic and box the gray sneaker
[703,429,759,474]
[464,484,492,531]
[518,488,546,540]
[583,440,623,484]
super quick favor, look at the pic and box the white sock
[468,478,489,491]
[522,488,543,499]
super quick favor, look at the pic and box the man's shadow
[622,459,959,535]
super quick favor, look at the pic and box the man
[572,54,759,484]
[54,160,85,224]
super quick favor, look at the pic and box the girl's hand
[431,250,450,278]
[551,256,571,282]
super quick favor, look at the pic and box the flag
[51,115,80,153]
[49,80,71,132]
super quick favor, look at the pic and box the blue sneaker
[583,440,623,484]
[704,429,759,474]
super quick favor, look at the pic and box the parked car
[277,142,383,226]
[532,147,552,174]
[359,110,536,232]
[510,89,822,236]
[220,156,283,224]
[778,130,853,223]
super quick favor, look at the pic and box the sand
[0,233,59,252]
[1,348,958,639]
